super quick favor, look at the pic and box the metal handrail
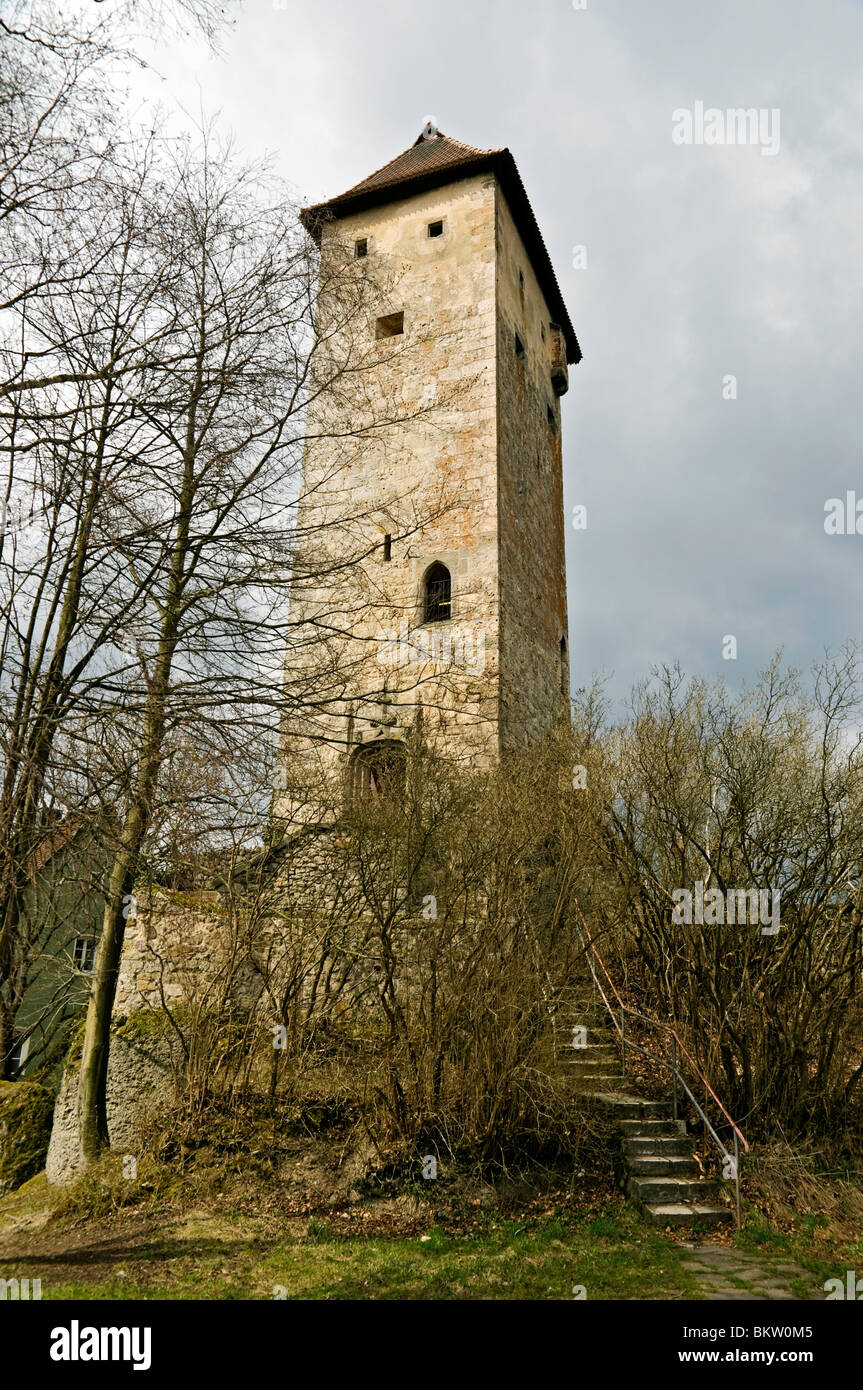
[573,898,749,1153]
[570,897,748,1228]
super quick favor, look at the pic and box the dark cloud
[137,0,863,708]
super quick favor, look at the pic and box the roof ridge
[335,130,502,201]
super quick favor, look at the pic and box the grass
[4,1204,706,1301]
[733,1204,863,1292]
[2,1138,859,1301]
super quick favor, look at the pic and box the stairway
[554,991,733,1229]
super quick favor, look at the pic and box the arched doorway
[350,740,407,802]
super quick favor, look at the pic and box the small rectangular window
[428,220,443,238]
[73,937,96,972]
[383,534,392,561]
[10,1035,29,1074]
[515,331,525,359]
[355,238,368,258]
[376,311,404,339]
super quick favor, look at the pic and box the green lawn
[2,1168,858,1301]
[3,1201,705,1300]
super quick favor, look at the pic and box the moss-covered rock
[0,1080,54,1195]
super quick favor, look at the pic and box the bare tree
[598,651,863,1137]
[73,130,463,1159]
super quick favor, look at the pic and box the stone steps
[623,1135,693,1157]
[626,1172,721,1204]
[565,1058,622,1077]
[592,1095,673,1118]
[618,1116,688,1138]
[625,1153,696,1176]
[558,993,733,1231]
[644,1202,734,1229]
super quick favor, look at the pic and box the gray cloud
[134,0,863,708]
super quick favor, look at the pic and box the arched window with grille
[351,740,407,803]
[423,562,451,623]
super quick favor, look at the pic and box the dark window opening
[383,533,392,561]
[519,269,525,290]
[560,636,567,655]
[541,323,546,341]
[423,562,451,623]
[352,740,407,802]
[73,936,96,972]
[428,220,444,238]
[547,404,556,428]
[376,311,404,339]
[515,331,525,359]
[355,237,368,258]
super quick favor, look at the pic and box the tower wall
[281,173,502,815]
[494,187,571,751]
[280,151,573,820]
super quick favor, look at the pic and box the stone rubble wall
[114,892,262,1017]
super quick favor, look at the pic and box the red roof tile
[300,129,581,364]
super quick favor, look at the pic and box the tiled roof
[300,129,581,365]
[319,132,505,204]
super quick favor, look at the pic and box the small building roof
[300,127,582,365]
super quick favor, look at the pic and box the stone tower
[282,124,580,814]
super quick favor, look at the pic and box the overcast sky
[114,0,863,709]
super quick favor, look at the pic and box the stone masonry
[279,126,581,823]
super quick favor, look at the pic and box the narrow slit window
[428,220,444,238]
[73,937,96,972]
[383,534,392,561]
[424,562,451,623]
[515,331,525,359]
[547,404,556,428]
[376,311,404,339]
[355,237,368,258]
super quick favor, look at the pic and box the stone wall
[114,891,260,1017]
[44,892,248,1185]
[279,172,502,823]
[45,1024,182,1185]
[277,161,572,823]
[495,184,571,750]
